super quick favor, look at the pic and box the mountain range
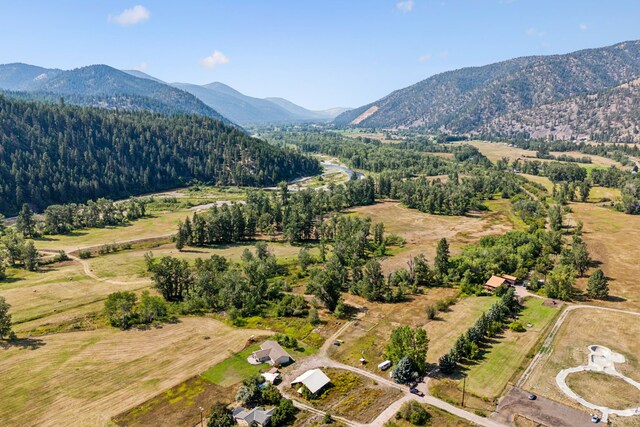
[335,40,640,142]
[0,63,347,126]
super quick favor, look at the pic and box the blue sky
[1,1,639,109]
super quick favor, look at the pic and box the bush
[396,401,430,426]
[426,305,437,320]
[78,249,92,259]
[509,321,526,332]
[273,333,299,349]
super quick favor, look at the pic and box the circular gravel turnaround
[556,345,640,422]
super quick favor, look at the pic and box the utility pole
[461,375,467,407]
[199,406,204,427]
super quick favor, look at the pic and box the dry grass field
[1,261,149,329]
[463,141,623,168]
[0,317,265,427]
[566,371,640,410]
[570,203,640,310]
[348,200,518,273]
[522,308,640,412]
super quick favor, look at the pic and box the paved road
[493,387,594,427]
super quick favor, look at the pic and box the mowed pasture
[0,317,265,427]
[570,203,640,310]
[347,199,518,274]
[522,308,640,412]
[463,298,560,399]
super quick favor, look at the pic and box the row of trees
[439,287,520,373]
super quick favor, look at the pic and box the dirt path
[39,249,152,286]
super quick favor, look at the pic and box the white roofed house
[250,340,293,367]
[291,368,331,397]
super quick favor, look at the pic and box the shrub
[273,333,299,349]
[78,249,92,259]
[509,321,526,332]
[426,305,437,320]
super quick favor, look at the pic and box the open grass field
[85,241,309,283]
[295,368,403,424]
[522,308,640,412]
[0,317,265,427]
[570,202,640,310]
[1,261,149,329]
[565,371,640,410]
[521,174,554,192]
[462,298,560,399]
[348,199,519,274]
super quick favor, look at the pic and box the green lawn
[463,298,560,399]
[201,345,266,387]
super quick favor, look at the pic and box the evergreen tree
[15,204,35,237]
[587,268,609,300]
[391,356,416,384]
[438,352,457,374]
[435,238,450,279]
[0,296,13,340]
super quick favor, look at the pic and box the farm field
[0,317,265,427]
[570,202,640,310]
[348,199,519,273]
[522,308,640,415]
[463,298,560,399]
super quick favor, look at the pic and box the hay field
[570,203,640,310]
[0,317,264,427]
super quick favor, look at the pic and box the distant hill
[335,40,640,139]
[0,63,228,122]
[477,77,640,143]
[0,95,320,215]
[174,81,348,125]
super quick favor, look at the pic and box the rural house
[484,274,518,293]
[251,340,293,366]
[232,406,274,427]
[291,368,331,396]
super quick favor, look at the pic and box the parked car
[333,341,341,346]
[410,388,424,397]
[528,394,537,400]
[591,415,600,423]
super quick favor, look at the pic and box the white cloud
[418,53,432,62]
[579,23,588,31]
[526,27,546,38]
[200,51,230,69]
[132,62,148,72]
[396,0,414,12]
[109,5,150,26]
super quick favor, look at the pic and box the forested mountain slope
[0,63,228,121]
[0,96,320,215]
[476,78,640,143]
[335,40,640,133]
